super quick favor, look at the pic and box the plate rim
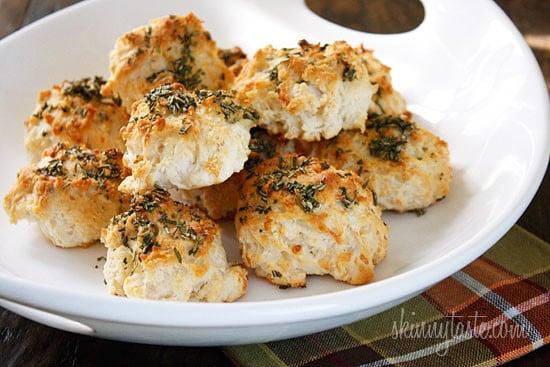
[0,0,548,328]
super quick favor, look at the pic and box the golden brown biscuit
[102,187,247,302]
[313,114,451,212]
[119,84,258,194]
[235,153,388,288]
[25,77,128,162]
[233,40,377,141]
[4,144,129,248]
[102,13,234,110]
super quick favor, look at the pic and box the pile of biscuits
[3,13,451,302]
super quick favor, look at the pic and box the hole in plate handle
[305,0,425,34]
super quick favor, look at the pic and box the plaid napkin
[225,226,550,367]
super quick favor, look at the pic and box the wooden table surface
[0,0,548,366]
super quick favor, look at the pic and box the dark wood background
[0,0,548,366]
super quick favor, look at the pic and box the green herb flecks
[254,205,271,214]
[132,186,169,213]
[196,90,259,123]
[159,213,204,256]
[366,114,415,161]
[144,26,152,47]
[173,247,182,263]
[62,76,105,102]
[32,102,49,119]
[413,208,426,217]
[342,61,356,82]
[36,145,121,184]
[144,84,197,118]
[145,70,166,83]
[252,156,326,214]
[141,232,159,254]
[144,28,204,89]
[366,114,413,133]
[339,187,357,208]
[37,159,65,177]
[356,159,364,175]
[369,137,407,161]
[269,67,278,81]
[296,181,325,212]
[187,234,204,255]
[172,29,203,89]
[179,120,192,134]
[166,92,196,115]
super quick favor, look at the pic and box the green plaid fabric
[225,226,550,366]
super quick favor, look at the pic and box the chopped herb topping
[249,129,276,158]
[141,232,159,253]
[36,159,65,177]
[112,95,122,106]
[254,205,272,214]
[295,181,325,212]
[413,208,426,217]
[143,28,204,89]
[159,213,204,256]
[367,114,414,161]
[245,128,279,172]
[269,67,278,81]
[369,137,406,161]
[251,156,326,214]
[140,87,258,134]
[32,102,49,119]
[366,114,413,133]
[188,237,203,256]
[339,187,357,208]
[179,120,192,134]
[166,92,196,115]
[145,84,197,115]
[172,29,204,89]
[126,186,169,216]
[62,76,105,102]
[173,247,182,263]
[342,61,356,81]
[356,159,364,175]
[145,70,166,83]
[196,90,259,123]
[35,146,123,189]
[144,26,152,47]
[272,270,282,278]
